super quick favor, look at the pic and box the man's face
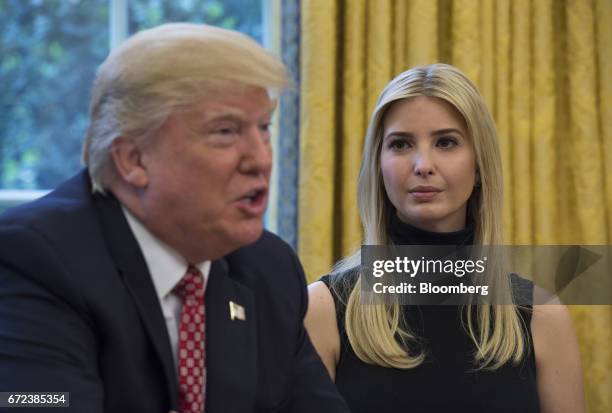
[138,86,274,262]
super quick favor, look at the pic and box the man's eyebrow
[203,113,244,123]
[201,108,275,124]
[200,109,245,123]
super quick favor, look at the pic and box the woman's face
[380,96,477,232]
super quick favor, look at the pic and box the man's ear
[110,137,149,188]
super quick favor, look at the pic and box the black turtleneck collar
[387,212,475,246]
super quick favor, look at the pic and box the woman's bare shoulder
[305,280,341,380]
[531,299,585,413]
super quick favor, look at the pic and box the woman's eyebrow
[384,131,414,140]
[432,128,464,137]
[383,128,465,141]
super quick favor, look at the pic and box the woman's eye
[437,137,458,149]
[388,139,411,151]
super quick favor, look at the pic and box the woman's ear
[110,137,149,188]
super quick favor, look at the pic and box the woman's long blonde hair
[332,64,526,370]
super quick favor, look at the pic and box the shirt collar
[122,206,211,300]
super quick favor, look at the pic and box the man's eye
[259,122,271,133]
[215,127,239,135]
[437,137,458,149]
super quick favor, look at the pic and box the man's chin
[231,222,265,248]
[199,220,265,259]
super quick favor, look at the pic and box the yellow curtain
[299,0,611,411]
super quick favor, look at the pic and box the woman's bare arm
[532,302,585,413]
[304,281,341,381]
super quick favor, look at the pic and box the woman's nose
[413,149,435,176]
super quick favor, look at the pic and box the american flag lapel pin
[229,301,246,321]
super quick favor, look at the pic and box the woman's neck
[387,212,474,246]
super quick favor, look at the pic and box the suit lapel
[205,259,257,413]
[94,192,179,408]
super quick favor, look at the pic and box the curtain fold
[567,0,607,245]
[299,0,611,411]
[510,0,533,245]
[597,0,612,244]
[340,0,365,256]
[532,0,557,245]
[299,1,338,273]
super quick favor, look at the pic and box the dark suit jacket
[0,170,348,413]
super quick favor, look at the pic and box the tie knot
[174,265,205,301]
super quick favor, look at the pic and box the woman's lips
[410,191,440,201]
[409,189,441,200]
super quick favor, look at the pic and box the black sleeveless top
[321,215,539,412]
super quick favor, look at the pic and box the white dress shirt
[122,206,210,373]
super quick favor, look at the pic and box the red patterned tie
[175,265,206,413]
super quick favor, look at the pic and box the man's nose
[240,125,273,175]
[413,148,435,177]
